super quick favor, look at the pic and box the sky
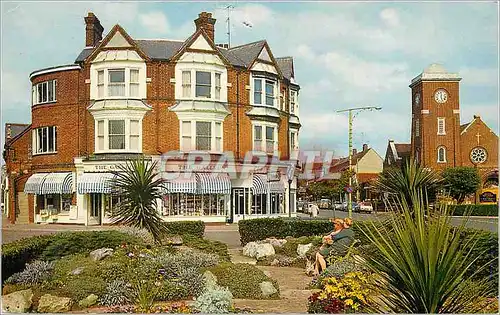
[1,1,499,160]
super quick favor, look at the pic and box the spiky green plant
[357,192,497,313]
[375,159,442,207]
[110,158,168,243]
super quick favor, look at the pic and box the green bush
[207,262,279,299]
[165,221,205,237]
[182,234,230,261]
[156,280,189,301]
[274,236,322,257]
[450,204,498,216]
[1,231,142,282]
[239,218,333,245]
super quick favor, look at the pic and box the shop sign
[83,163,124,172]
[267,171,281,182]
[479,191,497,203]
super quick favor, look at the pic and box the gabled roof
[330,149,371,173]
[276,57,294,81]
[227,40,266,67]
[4,123,31,147]
[394,144,411,156]
[135,40,184,60]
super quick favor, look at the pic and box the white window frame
[91,66,146,100]
[179,120,224,153]
[290,89,299,115]
[437,117,446,135]
[251,73,279,108]
[290,130,299,152]
[94,118,143,153]
[32,80,57,105]
[32,126,57,155]
[437,146,447,163]
[176,68,226,102]
[252,122,278,152]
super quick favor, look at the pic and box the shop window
[252,193,267,215]
[162,193,227,216]
[90,193,102,218]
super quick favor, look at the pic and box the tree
[306,170,355,201]
[375,159,442,207]
[442,167,481,204]
[110,157,169,243]
[357,191,496,313]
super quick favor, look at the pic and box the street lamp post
[337,106,382,218]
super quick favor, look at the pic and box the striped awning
[24,173,49,194]
[195,173,231,195]
[252,174,268,195]
[162,174,197,194]
[77,173,116,194]
[269,180,286,194]
[40,172,73,194]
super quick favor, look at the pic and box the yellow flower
[345,299,354,306]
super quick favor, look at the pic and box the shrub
[193,286,233,314]
[182,234,230,261]
[118,226,155,244]
[156,249,219,278]
[275,236,322,257]
[99,280,133,306]
[59,275,107,301]
[177,266,206,297]
[165,221,205,238]
[207,263,279,299]
[156,281,190,301]
[450,204,498,216]
[6,260,54,285]
[320,258,363,280]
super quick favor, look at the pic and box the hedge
[165,220,205,237]
[449,204,498,216]
[1,230,143,282]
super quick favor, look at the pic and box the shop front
[24,172,76,223]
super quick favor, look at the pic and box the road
[299,209,499,233]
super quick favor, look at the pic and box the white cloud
[295,44,315,61]
[459,67,498,87]
[139,11,170,34]
[380,8,400,27]
[460,103,499,127]
[318,52,410,92]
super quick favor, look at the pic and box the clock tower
[409,64,462,169]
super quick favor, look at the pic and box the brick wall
[459,117,498,172]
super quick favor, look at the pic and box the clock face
[434,89,448,103]
[414,93,421,106]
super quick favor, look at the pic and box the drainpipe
[236,69,240,161]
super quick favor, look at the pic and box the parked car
[318,199,331,209]
[334,202,344,210]
[355,201,373,213]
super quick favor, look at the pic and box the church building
[385,64,498,192]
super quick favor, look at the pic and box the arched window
[437,146,446,163]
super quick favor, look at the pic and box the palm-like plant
[375,159,442,207]
[357,191,497,313]
[110,158,168,243]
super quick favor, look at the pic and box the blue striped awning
[40,172,73,194]
[196,173,231,195]
[162,174,197,194]
[252,174,268,195]
[24,173,49,194]
[77,173,116,194]
[269,180,286,194]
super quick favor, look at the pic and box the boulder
[89,248,113,261]
[37,294,73,313]
[305,259,315,276]
[78,294,98,308]
[259,281,278,297]
[242,242,259,257]
[265,238,287,247]
[2,289,33,313]
[263,270,273,278]
[255,244,276,260]
[203,271,218,290]
[69,266,84,275]
[270,259,280,266]
[297,243,313,257]
[164,235,183,246]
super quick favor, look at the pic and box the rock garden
[1,222,280,314]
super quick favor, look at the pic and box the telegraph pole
[337,106,382,218]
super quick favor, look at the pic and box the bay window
[180,120,224,152]
[252,75,278,107]
[33,126,57,155]
[94,119,142,153]
[290,90,297,114]
[93,67,144,99]
[253,123,277,152]
[196,71,211,98]
[182,71,191,98]
[290,131,298,152]
[215,73,221,100]
[33,80,57,105]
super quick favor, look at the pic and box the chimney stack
[194,12,216,43]
[85,12,104,47]
[363,144,368,152]
[352,148,357,156]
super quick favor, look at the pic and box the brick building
[385,64,498,191]
[2,12,301,225]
